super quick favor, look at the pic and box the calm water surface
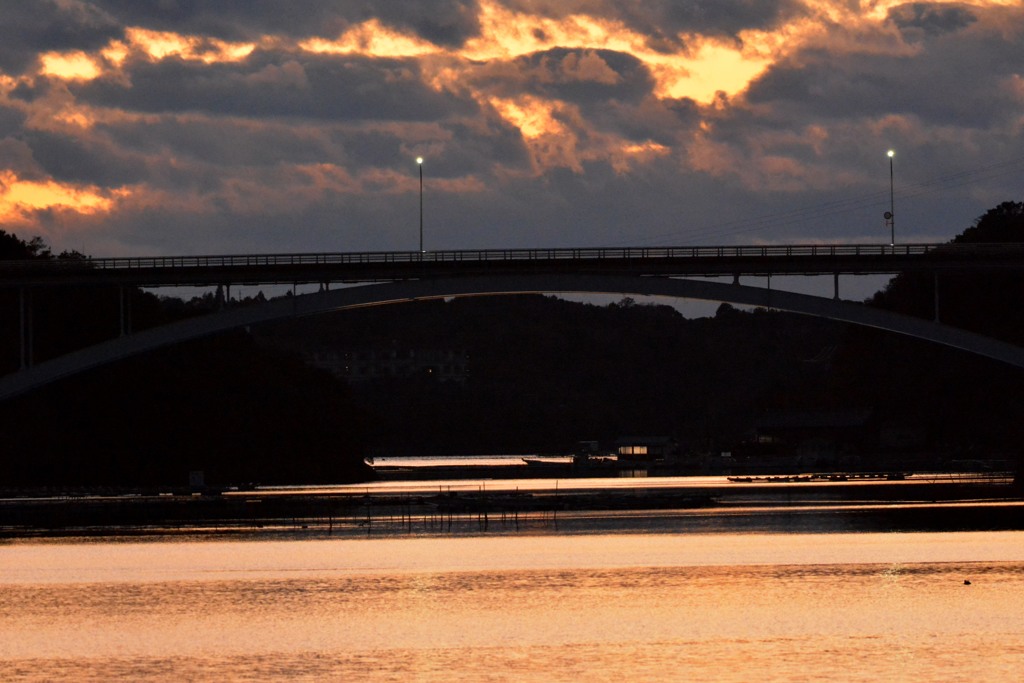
[2,528,1023,681]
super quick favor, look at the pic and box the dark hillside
[0,332,372,488]
[828,201,1024,460]
[259,296,847,456]
[4,201,1023,485]
[0,231,167,375]
[870,201,1024,342]
[0,232,371,489]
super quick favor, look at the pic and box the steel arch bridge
[2,272,1024,401]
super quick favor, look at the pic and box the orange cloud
[622,141,670,157]
[463,1,641,61]
[26,0,1022,98]
[39,51,102,81]
[560,50,620,83]
[32,29,258,86]
[126,28,256,64]
[603,140,671,174]
[295,1,773,104]
[856,0,1020,22]
[0,171,130,221]
[647,39,771,102]
[486,95,670,174]
[10,0,1020,209]
[489,95,566,139]
[487,95,585,172]
[301,19,437,58]
[460,1,777,102]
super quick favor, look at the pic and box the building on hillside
[615,436,679,461]
[745,409,875,470]
[306,347,469,384]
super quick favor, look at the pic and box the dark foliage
[0,231,167,375]
[260,295,846,456]
[0,232,371,488]
[839,201,1024,458]
[870,201,1024,343]
[0,332,372,488]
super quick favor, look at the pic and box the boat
[521,441,647,477]
[521,456,574,472]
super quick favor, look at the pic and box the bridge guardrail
[5,243,1024,285]
[0,242,948,271]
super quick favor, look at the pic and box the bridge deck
[3,243,1024,288]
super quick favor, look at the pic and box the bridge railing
[0,242,949,272]
[7,242,1024,281]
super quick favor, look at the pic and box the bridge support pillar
[934,272,940,323]
[119,287,132,337]
[833,273,840,301]
[19,287,32,369]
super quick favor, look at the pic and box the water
[3,527,1024,681]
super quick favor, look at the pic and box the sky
[0,0,1022,264]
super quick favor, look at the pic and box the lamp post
[886,150,895,247]
[416,157,424,253]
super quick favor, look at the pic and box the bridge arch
[3,273,1024,400]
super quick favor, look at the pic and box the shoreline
[2,476,1021,540]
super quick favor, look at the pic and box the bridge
[3,242,1024,399]
[5,242,1024,288]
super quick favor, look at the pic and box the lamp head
[416,157,424,165]
[887,150,895,158]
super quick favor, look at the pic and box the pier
[1,473,1019,538]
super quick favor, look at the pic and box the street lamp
[886,150,895,246]
[416,157,424,253]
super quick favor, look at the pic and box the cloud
[88,0,349,42]
[68,49,473,123]
[747,5,1024,129]
[888,2,978,38]
[91,0,482,46]
[0,102,27,137]
[505,48,652,102]
[0,0,121,72]
[501,0,804,46]
[0,1,1021,259]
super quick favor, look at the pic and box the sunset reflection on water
[2,531,1024,681]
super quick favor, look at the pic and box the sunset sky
[1,1,1022,259]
